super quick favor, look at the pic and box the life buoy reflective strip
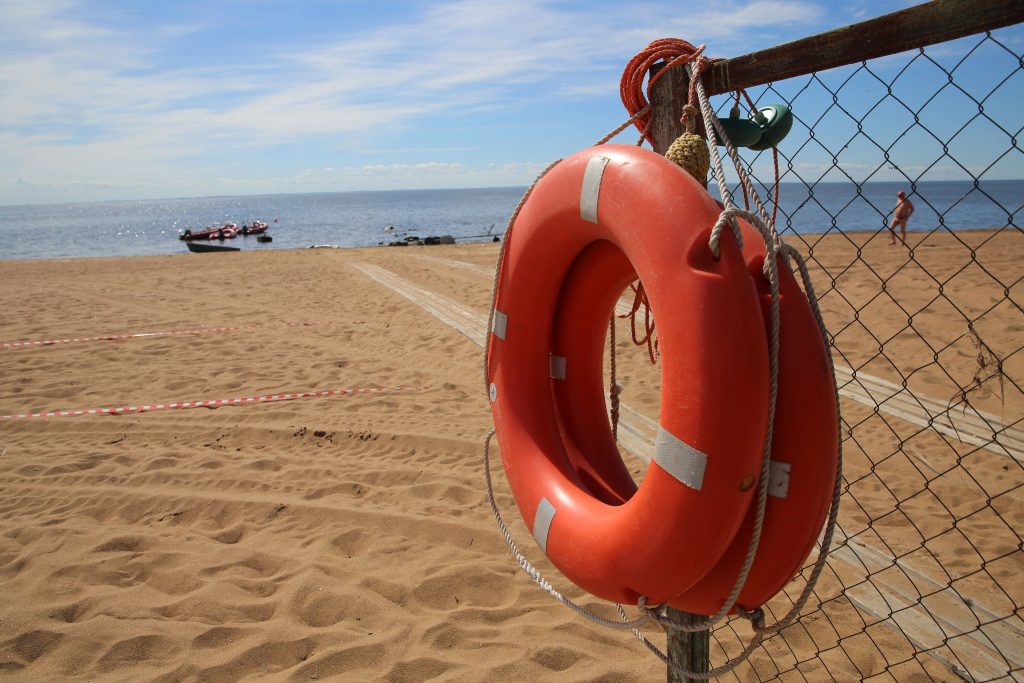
[487,144,772,606]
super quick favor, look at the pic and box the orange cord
[616,40,784,364]
[736,88,782,226]
[772,146,780,227]
[619,39,708,147]
[617,39,709,363]
[618,282,659,364]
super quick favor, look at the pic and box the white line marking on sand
[351,263,485,346]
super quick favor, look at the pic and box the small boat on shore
[186,241,240,253]
[179,223,240,241]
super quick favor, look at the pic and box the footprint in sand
[0,629,65,669]
[96,634,177,673]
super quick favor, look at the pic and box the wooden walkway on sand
[352,258,1024,681]
[408,255,1024,464]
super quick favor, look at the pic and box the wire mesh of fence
[701,27,1023,683]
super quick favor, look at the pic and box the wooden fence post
[650,59,712,683]
[649,62,688,155]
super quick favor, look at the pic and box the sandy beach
[1,232,1020,681]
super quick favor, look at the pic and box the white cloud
[0,0,828,202]
[360,162,466,174]
[0,157,547,203]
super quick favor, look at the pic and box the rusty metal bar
[703,0,1024,95]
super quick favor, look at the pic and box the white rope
[763,244,844,632]
[482,430,651,630]
[690,65,776,241]
[594,105,650,147]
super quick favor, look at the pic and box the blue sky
[2,0,1021,205]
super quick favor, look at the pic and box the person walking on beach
[890,190,914,245]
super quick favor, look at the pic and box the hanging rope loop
[682,56,845,652]
[709,206,756,258]
[619,283,659,364]
[481,428,652,631]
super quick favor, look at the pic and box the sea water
[0,181,1019,261]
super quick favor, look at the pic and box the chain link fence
[698,23,1023,683]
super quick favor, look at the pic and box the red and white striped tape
[1,385,419,420]
[1,321,319,349]
[1,326,243,349]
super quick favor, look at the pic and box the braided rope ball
[666,132,710,184]
[665,103,710,184]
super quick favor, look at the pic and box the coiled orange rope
[616,40,713,364]
[619,38,708,146]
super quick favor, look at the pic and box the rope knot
[737,605,766,631]
[681,103,699,134]
[638,595,658,609]
[637,595,669,620]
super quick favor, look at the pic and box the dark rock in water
[257,234,273,243]
[389,233,456,247]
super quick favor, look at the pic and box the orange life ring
[488,144,838,613]
[487,144,771,606]
[648,231,838,615]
